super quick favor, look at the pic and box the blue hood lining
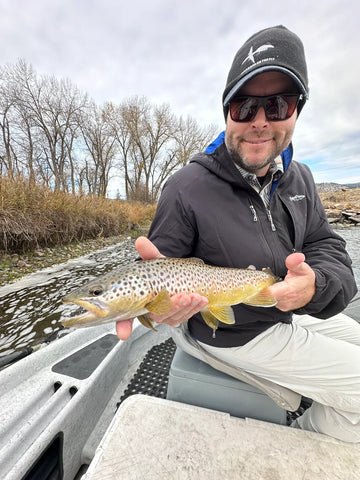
[205,131,293,197]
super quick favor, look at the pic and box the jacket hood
[190,143,245,187]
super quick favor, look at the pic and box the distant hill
[316,182,360,193]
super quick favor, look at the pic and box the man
[116,26,359,442]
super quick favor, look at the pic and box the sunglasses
[229,93,303,122]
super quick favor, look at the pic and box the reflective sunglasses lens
[266,95,299,121]
[230,94,300,122]
[230,97,259,122]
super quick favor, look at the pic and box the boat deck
[118,337,177,406]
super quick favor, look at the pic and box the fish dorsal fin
[200,311,219,330]
[209,305,235,324]
[137,313,158,331]
[262,267,282,283]
[145,288,173,314]
[243,287,277,307]
[180,257,204,264]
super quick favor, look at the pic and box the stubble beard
[226,135,281,174]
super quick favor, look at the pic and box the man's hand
[269,252,316,311]
[115,237,208,340]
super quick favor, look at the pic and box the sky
[0,0,359,186]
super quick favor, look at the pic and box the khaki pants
[172,313,360,443]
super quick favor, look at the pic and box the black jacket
[148,143,357,346]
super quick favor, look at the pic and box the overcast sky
[1,0,359,185]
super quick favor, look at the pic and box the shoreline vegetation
[0,177,359,287]
[0,176,156,285]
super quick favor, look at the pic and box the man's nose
[251,106,269,127]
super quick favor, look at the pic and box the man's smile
[244,138,271,145]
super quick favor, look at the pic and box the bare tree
[0,61,220,202]
[110,96,218,202]
[173,116,218,166]
[0,67,21,179]
[80,102,118,197]
[3,60,88,191]
[111,96,179,202]
[104,101,133,200]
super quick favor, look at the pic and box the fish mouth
[62,298,110,327]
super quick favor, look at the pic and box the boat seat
[169,323,302,416]
[167,348,287,425]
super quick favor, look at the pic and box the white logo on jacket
[289,194,305,202]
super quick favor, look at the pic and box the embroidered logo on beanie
[241,44,275,65]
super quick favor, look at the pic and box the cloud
[0,0,359,184]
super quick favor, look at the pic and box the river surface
[0,238,138,358]
[0,229,359,359]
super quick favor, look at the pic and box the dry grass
[318,188,360,211]
[0,176,156,252]
[2,177,358,254]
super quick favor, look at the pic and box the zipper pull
[267,209,276,231]
[249,204,258,222]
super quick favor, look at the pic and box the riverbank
[320,188,360,226]
[1,224,359,288]
[0,234,135,287]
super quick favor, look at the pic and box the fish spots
[64,256,278,328]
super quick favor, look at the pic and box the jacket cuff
[309,269,327,304]
[293,269,327,315]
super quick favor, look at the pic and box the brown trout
[62,257,279,333]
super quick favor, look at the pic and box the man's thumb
[285,252,306,272]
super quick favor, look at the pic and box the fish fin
[145,289,173,315]
[262,267,281,281]
[208,305,235,324]
[243,287,278,307]
[262,267,275,275]
[137,314,158,331]
[200,311,219,330]
[181,257,205,264]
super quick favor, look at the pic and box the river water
[0,229,359,359]
[0,238,138,358]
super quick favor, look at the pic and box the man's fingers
[135,236,165,260]
[116,319,134,340]
[150,293,208,326]
[115,293,208,338]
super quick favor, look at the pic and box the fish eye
[89,286,104,296]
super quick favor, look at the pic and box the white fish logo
[242,44,275,64]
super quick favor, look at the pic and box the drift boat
[0,296,359,480]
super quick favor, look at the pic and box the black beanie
[222,25,309,119]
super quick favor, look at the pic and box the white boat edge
[0,299,359,480]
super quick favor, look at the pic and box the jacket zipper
[249,201,276,231]
[266,209,276,231]
[249,203,258,222]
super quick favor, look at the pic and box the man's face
[225,71,298,176]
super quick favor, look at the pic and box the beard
[227,144,275,173]
[225,130,292,174]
